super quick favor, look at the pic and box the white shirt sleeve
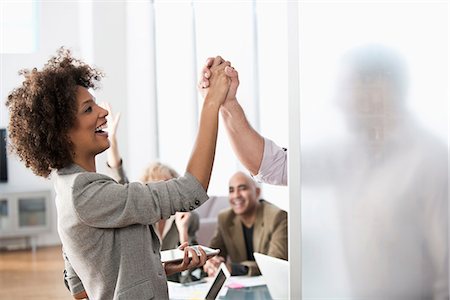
[253,137,288,186]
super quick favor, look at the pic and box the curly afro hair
[5,47,104,178]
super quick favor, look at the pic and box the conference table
[222,284,272,299]
[168,275,273,300]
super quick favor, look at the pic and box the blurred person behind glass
[200,45,449,299]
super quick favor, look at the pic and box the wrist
[220,99,239,116]
[203,97,222,111]
[179,230,188,244]
[222,97,238,108]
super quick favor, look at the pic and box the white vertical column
[190,1,199,135]
[125,0,159,180]
[78,0,93,65]
[251,0,260,132]
[91,1,127,176]
[287,0,302,299]
[154,1,199,175]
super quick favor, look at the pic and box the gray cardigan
[55,164,208,300]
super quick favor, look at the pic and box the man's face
[228,172,260,217]
[335,66,401,142]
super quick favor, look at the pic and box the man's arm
[220,99,264,176]
[209,225,228,261]
[204,224,228,277]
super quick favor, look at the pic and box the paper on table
[168,280,211,300]
[226,275,267,289]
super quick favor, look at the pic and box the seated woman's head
[141,162,179,183]
[6,48,105,177]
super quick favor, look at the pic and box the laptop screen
[205,263,230,300]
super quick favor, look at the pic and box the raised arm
[103,102,121,168]
[101,102,128,184]
[199,58,264,175]
[220,99,264,176]
[186,57,231,190]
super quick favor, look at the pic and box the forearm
[107,136,121,168]
[186,100,221,191]
[179,229,189,244]
[220,99,264,175]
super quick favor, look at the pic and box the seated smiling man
[204,171,288,276]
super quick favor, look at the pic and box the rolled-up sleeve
[253,137,288,186]
[72,171,208,228]
[63,250,85,295]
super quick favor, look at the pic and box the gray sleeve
[106,160,129,184]
[72,171,209,228]
[63,250,85,295]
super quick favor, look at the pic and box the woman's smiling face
[68,86,110,162]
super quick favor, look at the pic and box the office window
[0,0,39,54]
[151,0,289,198]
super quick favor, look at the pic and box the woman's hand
[202,56,233,107]
[198,57,239,104]
[163,242,208,276]
[174,212,190,244]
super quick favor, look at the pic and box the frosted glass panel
[298,2,448,299]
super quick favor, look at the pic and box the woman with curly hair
[6,48,235,300]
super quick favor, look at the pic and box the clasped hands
[198,56,239,105]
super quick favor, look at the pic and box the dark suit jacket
[209,200,288,275]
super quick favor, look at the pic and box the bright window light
[0,0,39,54]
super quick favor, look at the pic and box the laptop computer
[167,262,230,300]
[205,262,231,300]
[254,252,289,299]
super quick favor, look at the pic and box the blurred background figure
[302,44,448,298]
